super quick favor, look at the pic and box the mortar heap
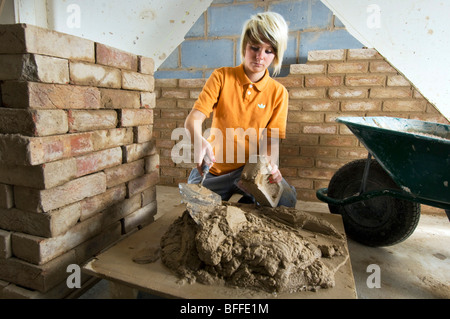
[159,158,349,294]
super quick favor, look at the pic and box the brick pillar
[0,24,159,298]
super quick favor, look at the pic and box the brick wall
[0,24,158,298]
[154,48,449,204]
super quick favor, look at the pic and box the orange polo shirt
[193,64,289,175]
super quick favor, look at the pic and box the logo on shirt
[258,104,266,109]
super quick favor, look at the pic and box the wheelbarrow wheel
[327,159,421,247]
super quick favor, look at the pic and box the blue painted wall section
[155,0,363,79]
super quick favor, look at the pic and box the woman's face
[243,42,276,79]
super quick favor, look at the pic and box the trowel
[179,164,222,224]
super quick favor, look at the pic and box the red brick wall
[0,24,158,298]
[154,48,449,202]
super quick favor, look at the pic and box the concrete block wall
[154,48,449,205]
[0,24,158,299]
[155,0,363,79]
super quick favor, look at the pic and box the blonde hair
[240,12,288,76]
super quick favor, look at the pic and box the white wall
[321,0,450,121]
[0,0,212,70]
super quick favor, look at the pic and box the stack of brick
[153,48,449,203]
[0,24,159,299]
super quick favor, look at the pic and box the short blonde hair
[240,12,288,76]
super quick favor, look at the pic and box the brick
[161,109,188,119]
[161,89,190,99]
[0,108,68,137]
[328,62,368,74]
[0,230,12,259]
[0,204,80,238]
[280,157,315,167]
[178,78,206,88]
[0,158,77,189]
[303,125,337,135]
[0,54,68,83]
[1,81,101,110]
[145,154,160,173]
[138,56,155,75]
[369,61,397,73]
[100,88,141,109]
[68,110,118,132]
[308,49,346,62]
[341,101,381,112]
[298,169,335,180]
[328,88,368,99]
[370,87,412,99]
[300,146,337,157]
[76,147,123,177]
[105,159,145,188]
[30,133,94,165]
[347,48,382,60]
[383,100,426,112]
[0,184,13,209]
[120,109,153,127]
[302,100,339,111]
[122,70,154,91]
[142,185,157,206]
[289,112,323,123]
[134,125,154,143]
[141,92,156,108]
[190,90,201,99]
[70,61,121,88]
[155,78,178,88]
[338,148,369,159]
[387,75,410,86]
[11,213,105,265]
[91,128,134,151]
[0,133,92,166]
[0,250,77,293]
[0,24,95,62]
[96,43,138,71]
[101,194,141,226]
[122,201,157,233]
[74,222,122,265]
[320,135,357,146]
[127,172,159,197]
[289,88,326,99]
[290,64,325,75]
[305,76,342,87]
[345,75,385,87]
[14,173,106,213]
[80,184,127,221]
[275,76,304,88]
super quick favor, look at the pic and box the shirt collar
[236,64,270,92]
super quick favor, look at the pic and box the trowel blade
[178,183,222,224]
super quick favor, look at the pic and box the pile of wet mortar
[159,203,348,294]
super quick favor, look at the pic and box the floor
[78,185,450,299]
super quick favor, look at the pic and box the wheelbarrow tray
[336,117,450,207]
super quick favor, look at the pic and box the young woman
[184,12,296,207]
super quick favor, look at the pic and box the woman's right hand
[196,137,215,175]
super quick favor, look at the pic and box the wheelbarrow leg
[445,210,450,222]
[359,153,373,194]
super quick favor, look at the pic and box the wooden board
[82,204,357,299]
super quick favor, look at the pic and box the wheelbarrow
[316,116,450,247]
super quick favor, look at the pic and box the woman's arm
[184,109,215,174]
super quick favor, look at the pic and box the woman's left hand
[268,163,282,184]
